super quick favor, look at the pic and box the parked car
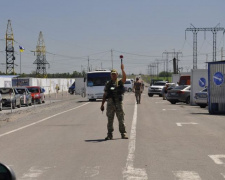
[194,87,208,108]
[68,82,75,94]
[166,85,191,104]
[0,87,21,109]
[148,81,167,97]
[0,93,2,111]
[124,79,133,92]
[162,83,176,100]
[14,87,32,106]
[26,86,45,104]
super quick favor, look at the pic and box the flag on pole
[19,45,25,52]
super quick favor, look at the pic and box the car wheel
[12,102,16,109]
[200,105,206,108]
[17,102,21,108]
[185,97,190,104]
[159,94,162,97]
[170,101,176,104]
[148,94,153,97]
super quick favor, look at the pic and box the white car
[124,79,133,92]
[148,81,167,97]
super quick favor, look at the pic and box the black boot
[121,134,128,139]
[105,134,113,140]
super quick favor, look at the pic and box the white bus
[75,70,111,101]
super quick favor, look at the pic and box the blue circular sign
[213,72,224,86]
[199,77,206,87]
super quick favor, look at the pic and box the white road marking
[209,155,225,165]
[123,102,148,179]
[173,171,201,180]
[162,109,177,111]
[176,122,198,127]
[221,173,225,178]
[83,166,100,178]
[0,102,90,138]
[21,166,51,179]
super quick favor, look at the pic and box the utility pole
[33,31,49,77]
[88,56,90,72]
[163,51,182,74]
[185,24,225,69]
[111,49,113,69]
[5,20,16,74]
[156,59,167,79]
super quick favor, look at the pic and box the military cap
[111,69,118,74]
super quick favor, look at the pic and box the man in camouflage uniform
[100,63,128,140]
[133,77,142,104]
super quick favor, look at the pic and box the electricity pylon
[5,20,16,74]
[33,31,49,77]
[185,24,225,69]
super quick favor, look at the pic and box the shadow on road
[85,138,121,143]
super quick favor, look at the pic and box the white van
[124,79,133,92]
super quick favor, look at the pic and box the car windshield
[16,89,26,94]
[125,81,131,84]
[27,88,39,93]
[0,88,13,94]
[173,85,188,90]
[153,82,166,86]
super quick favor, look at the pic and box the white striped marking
[84,166,100,178]
[209,155,225,165]
[21,166,52,179]
[176,122,198,127]
[0,103,90,138]
[123,102,148,179]
[162,109,177,111]
[173,171,201,180]
[221,173,225,178]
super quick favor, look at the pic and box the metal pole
[20,51,21,74]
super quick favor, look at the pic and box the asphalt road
[0,89,225,180]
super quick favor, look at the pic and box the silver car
[194,88,208,108]
[0,87,21,109]
[14,87,32,107]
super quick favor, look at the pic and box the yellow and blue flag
[19,45,25,52]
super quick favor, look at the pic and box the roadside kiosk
[208,61,225,114]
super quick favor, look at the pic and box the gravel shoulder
[0,93,84,127]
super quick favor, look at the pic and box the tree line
[0,70,86,78]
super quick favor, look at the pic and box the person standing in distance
[133,77,142,104]
[100,63,128,140]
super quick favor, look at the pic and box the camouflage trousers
[106,98,126,135]
[135,90,141,103]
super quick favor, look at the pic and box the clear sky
[0,0,225,75]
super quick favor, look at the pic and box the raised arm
[121,63,126,84]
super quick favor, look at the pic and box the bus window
[87,72,111,87]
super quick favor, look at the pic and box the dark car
[166,85,191,104]
[0,93,2,111]
[14,87,32,106]
[68,82,75,95]
[194,87,208,108]
[27,86,45,104]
